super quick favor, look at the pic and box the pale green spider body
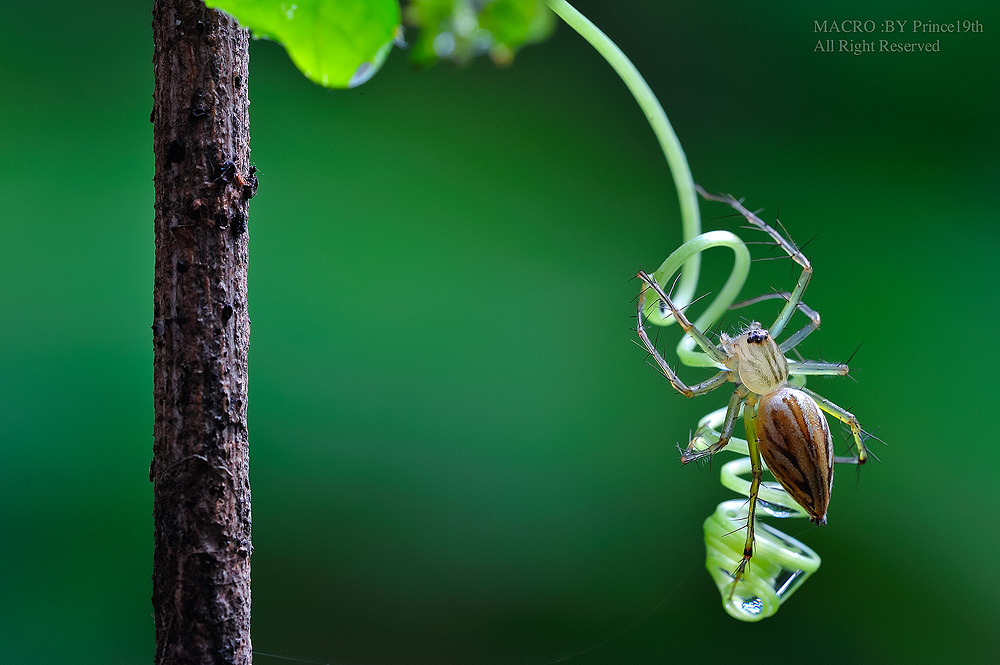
[636,190,869,593]
[720,323,834,526]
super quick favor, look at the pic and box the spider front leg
[637,271,729,366]
[636,271,731,398]
[697,186,813,339]
[636,271,750,459]
[636,271,752,463]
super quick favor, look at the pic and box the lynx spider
[636,188,869,589]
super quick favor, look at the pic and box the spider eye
[747,329,769,344]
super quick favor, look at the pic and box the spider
[636,188,869,589]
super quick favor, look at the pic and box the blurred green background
[2,0,998,663]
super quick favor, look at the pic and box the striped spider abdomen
[755,387,834,525]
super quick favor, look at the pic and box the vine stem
[547,0,751,366]
[546,0,702,308]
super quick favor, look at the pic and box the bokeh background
[2,0,999,663]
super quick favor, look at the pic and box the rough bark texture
[151,1,256,663]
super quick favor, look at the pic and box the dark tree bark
[151,1,256,663]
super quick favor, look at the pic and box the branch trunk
[151,1,255,662]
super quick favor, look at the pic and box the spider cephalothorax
[720,325,789,396]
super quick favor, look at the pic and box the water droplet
[348,62,374,87]
[735,595,763,616]
[393,26,408,49]
[348,39,395,88]
[757,497,799,518]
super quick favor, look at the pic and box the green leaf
[405,0,555,67]
[205,0,401,88]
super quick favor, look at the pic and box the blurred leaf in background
[405,0,556,66]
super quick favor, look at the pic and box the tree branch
[151,0,255,662]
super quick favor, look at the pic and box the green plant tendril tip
[548,0,821,621]
[688,405,822,620]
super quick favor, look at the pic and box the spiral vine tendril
[547,0,827,621]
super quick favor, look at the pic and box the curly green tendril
[548,0,820,621]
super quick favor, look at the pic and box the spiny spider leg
[788,360,849,377]
[799,387,869,465]
[636,271,766,466]
[637,271,728,364]
[729,391,764,592]
[635,271,753,463]
[730,291,822,353]
[696,186,813,339]
[681,385,749,463]
[636,275,730,397]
